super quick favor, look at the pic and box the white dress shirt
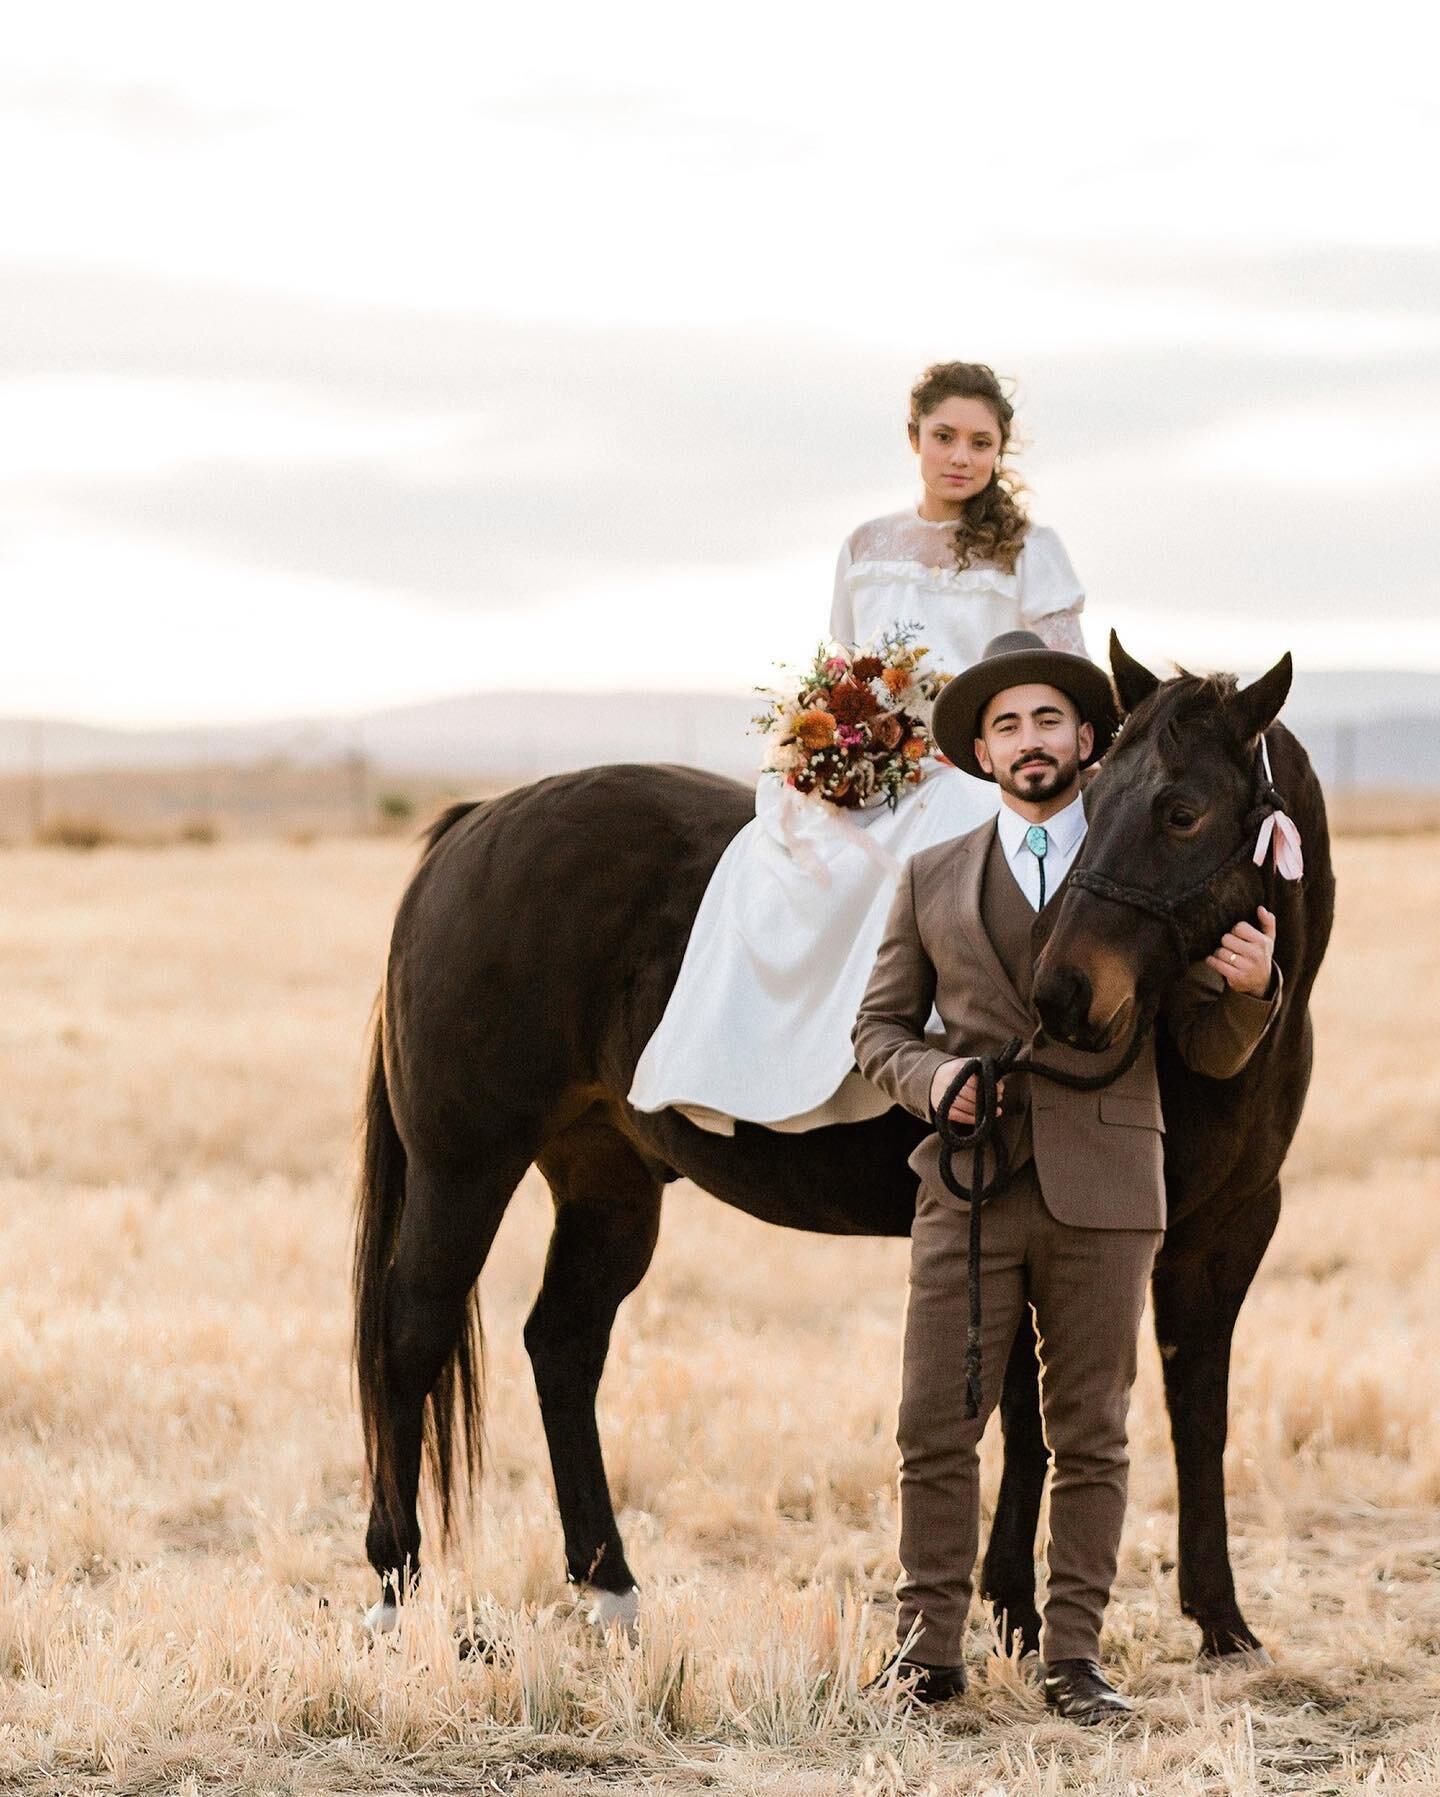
[995,789,1088,911]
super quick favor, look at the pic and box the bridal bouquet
[751,624,951,811]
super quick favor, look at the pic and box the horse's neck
[1263,721,1335,993]
[1266,722,1329,857]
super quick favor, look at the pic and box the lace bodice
[829,509,1088,666]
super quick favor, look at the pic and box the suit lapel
[953,819,1033,1029]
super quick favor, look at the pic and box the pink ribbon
[1253,810,1304,880]
[826,804,902,880]
[774,784,902,884]
[1253,734,1304,880]
[775,789,831,886]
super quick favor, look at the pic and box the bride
[627,361,1092,1135]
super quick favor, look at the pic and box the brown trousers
[896,1164,1161,1666]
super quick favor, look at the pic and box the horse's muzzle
[1034,964,1133,1054]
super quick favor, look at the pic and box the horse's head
[1033,633,1292,1053]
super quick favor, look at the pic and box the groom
[853,631,1282,1724]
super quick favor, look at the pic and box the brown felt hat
[931,630,1119,781]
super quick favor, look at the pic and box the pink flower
[836,724,865,747]
[824,655,848,676]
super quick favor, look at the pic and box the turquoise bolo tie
[1025,824,1049,908]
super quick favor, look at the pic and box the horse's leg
[979,1305,1049,1657]
[526,1112,663,1633]
[1152,1179,1281,1661]
[363,1145,533,1629]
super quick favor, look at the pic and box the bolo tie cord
[1025,823,1049,909]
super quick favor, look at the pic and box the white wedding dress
[627,508,1090,1135]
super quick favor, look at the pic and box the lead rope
[932,1026,1151,1418]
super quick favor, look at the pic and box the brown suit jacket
[852,813,1283,1230]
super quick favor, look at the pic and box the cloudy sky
[5,2,1438,724]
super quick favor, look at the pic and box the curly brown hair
[908,361,1030,574]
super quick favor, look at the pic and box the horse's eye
[1167,806,1200,832]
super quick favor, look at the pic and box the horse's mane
[1109,671,1248,776]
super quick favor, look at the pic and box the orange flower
[882,666,911,697]
[794,708,837,749]
[902,736,927,760]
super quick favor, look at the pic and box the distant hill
[2,668,1439,791]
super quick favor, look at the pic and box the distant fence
[0,744,505,846]
[2,711,1437,845]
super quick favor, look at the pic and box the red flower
[852,655,884,682]
[829,679,879,725]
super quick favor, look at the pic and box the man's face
[975,682,1093,802]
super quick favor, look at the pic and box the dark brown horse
[353,635,1333,1659]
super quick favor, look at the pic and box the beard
[994,747,1081,804]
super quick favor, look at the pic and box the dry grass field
[0,829,1437,1794]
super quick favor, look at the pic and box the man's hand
[1206,905,1276,998]
[930,1058,1005,1125]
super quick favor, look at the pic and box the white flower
[764,737,804,773]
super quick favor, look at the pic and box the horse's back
[384,764,754,1122]
[416,762,750,886]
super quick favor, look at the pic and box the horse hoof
[363,1598,400,1637]
[585,1586,640,1642]
[1199,1641,1272,1670]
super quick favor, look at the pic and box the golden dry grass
[0,833,1436,1794]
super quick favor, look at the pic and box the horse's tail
[353,993,487,1545]
[353,998,409,1535]
[421,798,483,855]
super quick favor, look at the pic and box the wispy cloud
[0,78,274,143]
[6,257,1438,618]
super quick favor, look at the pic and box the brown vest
[978,828,1077,1172]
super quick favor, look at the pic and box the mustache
[1013,755,1058,772]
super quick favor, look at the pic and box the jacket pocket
[1098,1091,1166,1133]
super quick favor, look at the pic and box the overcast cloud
[3,5,1438,722]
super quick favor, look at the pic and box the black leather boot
[1042,1658,1134,1725]
[866,1655,968,1705]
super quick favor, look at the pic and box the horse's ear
[1110,631,1160,715]
[1228,652,1293,744]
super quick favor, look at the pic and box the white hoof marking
[364,1598,400,1636]
[585,1586,640,1641]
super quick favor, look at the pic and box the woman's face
[910,396,1003,512]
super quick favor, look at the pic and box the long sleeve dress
[626,508,1089,1135]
